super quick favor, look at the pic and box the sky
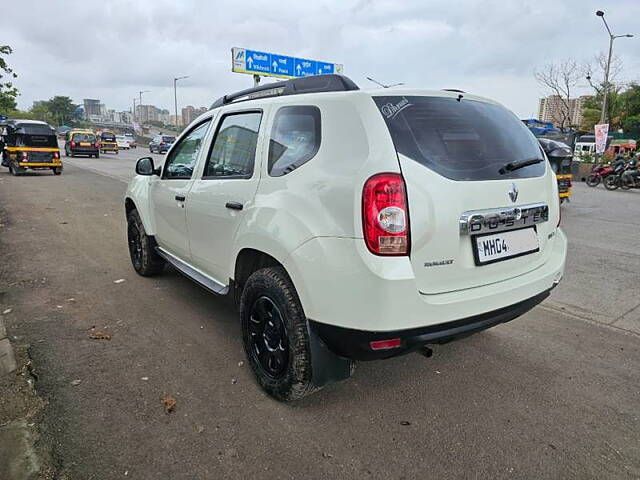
[2,0,639,118]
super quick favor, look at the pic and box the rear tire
[52,167,62,175]
[240,267,317,402]
[96,152,100,158]
[127,209,165,276]
[586,174,600,187]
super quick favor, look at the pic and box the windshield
[373,96,546,181]
[162,136,175,143]
[72,133,96,142]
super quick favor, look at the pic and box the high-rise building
[538,95,593,128]
[182,105,208,126]
[136,104,161,124]
[83,99,101,120]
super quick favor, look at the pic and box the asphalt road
[0,158,639,479]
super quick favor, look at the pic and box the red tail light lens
[362,173,410,256]
[370,338,402,350]
[70,141,76,148]
[160,142,165,146]
[53,152,60,159]
[21,151,28,160]
[94,142,100,148]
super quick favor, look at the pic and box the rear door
[373,95,558,294]
[186,110,264,284]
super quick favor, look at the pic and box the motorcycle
[586,163,613,187]
[620,163,640,190]
[604,162,630,190]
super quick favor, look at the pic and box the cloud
[1,0,638,117]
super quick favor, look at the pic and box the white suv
[124,74,566,401]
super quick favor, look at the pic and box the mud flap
[307,320,354,388]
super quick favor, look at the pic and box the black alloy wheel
[247,296,289,379]
[586,174,600,187]
[127,221,143,271]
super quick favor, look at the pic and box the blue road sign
[232,47,343,80]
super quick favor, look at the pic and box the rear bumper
[19,162,62,168]
[70,148,99,155]
[284,229,566,332]
[310,288,551,360]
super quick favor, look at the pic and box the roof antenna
[366,77,404,88]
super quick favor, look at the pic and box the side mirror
[136,157,159,176]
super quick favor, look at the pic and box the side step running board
[155,247,229,295]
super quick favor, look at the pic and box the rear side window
[268,106,320,177]
[204,112,262,179]
[373,96,545,181]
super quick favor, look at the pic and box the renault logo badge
[508,183,519,203]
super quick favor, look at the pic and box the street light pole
[173,75,190,131]
[138,90,150,124]
[132,98,137,124]
[595,10,634,124]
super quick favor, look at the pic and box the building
[182,106,208,127]
[83,99,101,120]
[136,104,161,124]
[159,113,182,126]
[538,95,593,129]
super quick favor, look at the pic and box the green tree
[0,45,19,112]
[47,96,77,126]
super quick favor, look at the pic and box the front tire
[586,174,600,187]
[127,209,165,276]
[240,267,316,402]
[604,175,619,190]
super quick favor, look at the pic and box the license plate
[473,227,539,266]
[80,142,90,146]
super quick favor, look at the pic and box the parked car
[116,135,130,150]
[65,129,100,158]
[125,134,137,149]
[149,135,175,154]
[124,74,567,401]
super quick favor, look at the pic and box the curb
[0,315,17,376]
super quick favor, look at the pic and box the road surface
[0,160,638,479]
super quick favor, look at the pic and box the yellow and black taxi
[0,119,63,175]
[538,138,573,203]
[65,129,100,158]
[99,131,119,154]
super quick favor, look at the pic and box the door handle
[175,194,186,202]
[225,202,243,211]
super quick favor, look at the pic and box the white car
[115,135,129,150]
[124,75,567,401]
[124,134,137,149]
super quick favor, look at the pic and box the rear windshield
[101,133,115,141]
[72,133,96,142]
[373,96,546,181]
[162,136,175,143]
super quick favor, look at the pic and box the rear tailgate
[373,94,560,294]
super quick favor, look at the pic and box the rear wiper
[499,158,544,175]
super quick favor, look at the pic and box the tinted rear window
[373,96,545,181]
[72,133,96,142]
[162,136,175,143]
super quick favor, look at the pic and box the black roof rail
[442,88,465,93]
[210,74,359,109]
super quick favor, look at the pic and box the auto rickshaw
[0,119,63,175]
[538,138,573,203]
[99,131,119,154]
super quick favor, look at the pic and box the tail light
[21,151,28,160]
[362,173,410,256]
[70,141,76,148]
[160,141,165,146]
[370,338,402,351]
[53,152,60,159]
[94,142,100,148]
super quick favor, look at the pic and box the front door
[186,111,264,283]
[150,120,212,261]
